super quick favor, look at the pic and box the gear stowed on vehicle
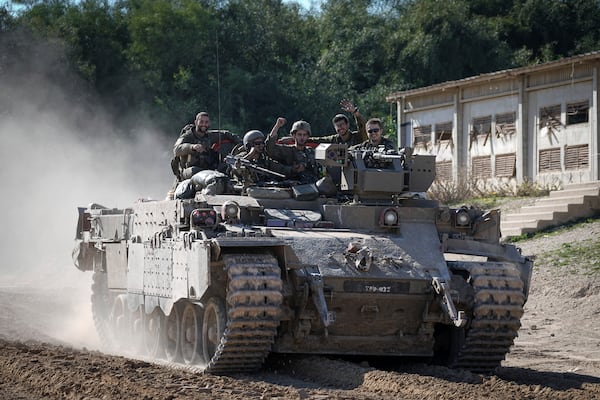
[73,144,533,374]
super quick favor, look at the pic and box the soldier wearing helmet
[230,130,290,186]
[243,129,265,151]
[265,117,320,184]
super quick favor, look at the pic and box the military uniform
[232,150,291,186]
[311,113,368,146]
[265,137,320,184]
[350,137,398,169]
[352,137,396,151]
[173,124,240,180]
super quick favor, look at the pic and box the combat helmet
[291,120,311,136]
[243,130,265,150]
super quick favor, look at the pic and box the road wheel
[164,304,182,362]
[109,294,131,350]
[143,308,165,358]
[202,297,226,365]
[181,302,203,365]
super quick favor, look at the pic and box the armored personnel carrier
[73,144,532,373]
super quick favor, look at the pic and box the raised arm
[265,117,288,162]
[340,99,367,142]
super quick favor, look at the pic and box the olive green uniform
[232,150,292,186]
[352,137,396,151]
[265,138,320,184]
[311,113,368,146]
[173,125,240,179]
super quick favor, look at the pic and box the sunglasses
[367,128,381,134]
[253,141,265,146]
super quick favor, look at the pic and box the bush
[514,177,555,197]
[428,172,555,205]
[427,176,475,204]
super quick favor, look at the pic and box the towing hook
[432,277,467,328]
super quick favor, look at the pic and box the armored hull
[73,145,532,373]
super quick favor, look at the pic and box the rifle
[224,155,287,179]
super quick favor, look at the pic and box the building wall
[394,57,600,188]
[463,94,520,182]
[528,80,594,186]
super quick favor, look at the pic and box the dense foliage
[3,0,600,137]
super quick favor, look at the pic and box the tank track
[451,262,526,373]
[205,254,283,373]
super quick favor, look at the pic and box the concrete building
[386,51,600,188]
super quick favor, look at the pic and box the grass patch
[448,196,503,210]
[447,195,532,211]
[535,236,600,276]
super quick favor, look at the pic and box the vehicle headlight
[221,201,240,222]
[455,209,471,226]
[380,208,399,226]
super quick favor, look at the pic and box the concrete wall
[528,80,594,186]
[392,56,600,187]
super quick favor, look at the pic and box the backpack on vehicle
[171,156,181,180]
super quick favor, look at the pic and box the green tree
[59,1,129,87]
[316,1,389,112]
[216,0,321,133]
[502,0,600,63]
[8,0,600,140]
[15,0,145,132]
[1,4,15,32]
[392,0,513,87]
[125,0,217,130]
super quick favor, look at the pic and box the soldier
[304,99,367,188]
[311,99,367,146]
[352,118,395,151]
[172,112,240,181]
[266,117,320,184]
[230,130,291,186]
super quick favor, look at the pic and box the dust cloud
[0,30,173,348]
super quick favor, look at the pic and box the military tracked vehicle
[73,144,532,373]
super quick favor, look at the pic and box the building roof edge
[386,51,600,102]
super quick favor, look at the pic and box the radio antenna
[215,28,222,162]
[216,29,222,131]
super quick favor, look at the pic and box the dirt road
[1,221,599,399]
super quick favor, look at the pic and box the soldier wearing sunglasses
[229,130,290,186]
[352,118,395,151]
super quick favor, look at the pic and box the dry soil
[0,220,599,400]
